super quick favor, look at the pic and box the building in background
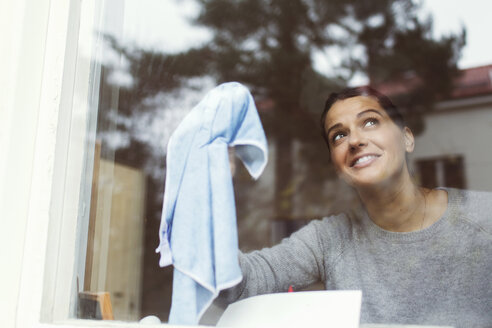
[400,65,492,190]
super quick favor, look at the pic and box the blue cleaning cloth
[156,82,268,325]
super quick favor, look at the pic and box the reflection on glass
[73,0,491,324]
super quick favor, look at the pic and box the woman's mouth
[351,154,380,168]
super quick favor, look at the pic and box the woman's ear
[403,127,415,153]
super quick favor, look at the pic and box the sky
[421,0,492,69]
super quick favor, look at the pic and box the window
[70,0,224,323]
[69,0,347,323]
[416,155,466,189]
[68,0,492,325]
[7,0,489,327]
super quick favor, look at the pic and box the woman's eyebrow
[357,108,384,118]
[326,109,383,135]
[325,108,384,136]
[325,123,342,137]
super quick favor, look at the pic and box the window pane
[72,0,492,325]
[74,0,216,322]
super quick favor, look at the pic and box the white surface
[139,315,162,324]
[217,290,362,328]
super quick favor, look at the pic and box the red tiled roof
[372,64,492,100]
[451,64,492,98]
[253,64,492,111]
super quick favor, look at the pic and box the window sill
[37,319,191,328]
[36,320,453,328]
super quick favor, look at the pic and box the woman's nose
[348,130,367,150]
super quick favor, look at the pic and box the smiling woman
[324,97,412,189]
[219,86,492,328]
[320,87,446,232]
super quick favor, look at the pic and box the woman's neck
[357,174,427,232]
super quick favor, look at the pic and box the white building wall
[410,99,492,192]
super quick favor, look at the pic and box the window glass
[73,0,492,324]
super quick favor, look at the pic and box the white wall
[410,99,492,191]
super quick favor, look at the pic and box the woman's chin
[343,171,391,189]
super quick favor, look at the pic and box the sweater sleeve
[219,219,327,303]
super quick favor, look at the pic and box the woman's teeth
[354,155,377,166]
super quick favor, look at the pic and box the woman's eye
[364,118,378,127]
[332,132,345,142]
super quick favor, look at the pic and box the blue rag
[156,82,268,325]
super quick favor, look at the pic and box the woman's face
[323,96,414,188]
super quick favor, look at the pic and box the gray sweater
[223,188,492,327]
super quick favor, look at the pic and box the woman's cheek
[330,148,346,172]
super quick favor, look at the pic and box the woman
[222,86,492,327]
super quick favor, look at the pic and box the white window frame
[0,0,185,327]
